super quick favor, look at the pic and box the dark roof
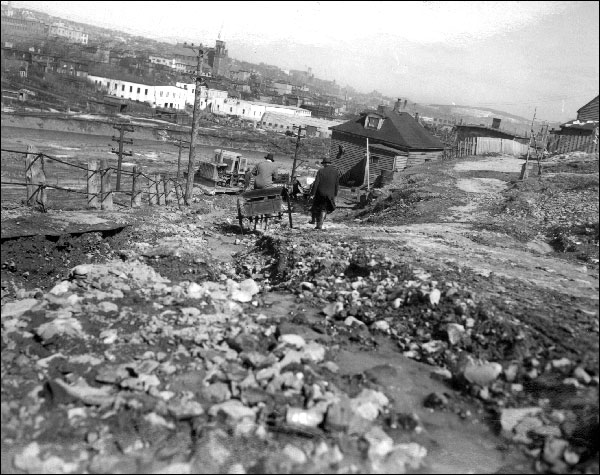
[329,108,444,150]
[577,95,599,113]
[455,124,528,140]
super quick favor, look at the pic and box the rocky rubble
[242,231,599,473]
[1,253,429,474]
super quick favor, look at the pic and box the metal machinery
[236,187,293,234]
[196,149,248,188]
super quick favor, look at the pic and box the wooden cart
[237,187,293,234]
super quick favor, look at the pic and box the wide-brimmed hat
[321,157,332,164]
[264,153,274,161]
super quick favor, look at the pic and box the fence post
[164,174,173,205]
[25,147,47,210]
[131,165,142,208]
[100,158,113,210]
[147,175,156,205]
[87,159,100,209]
[154,174,163,205]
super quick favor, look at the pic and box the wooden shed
[328,107,444,187]
[549,95,599,154]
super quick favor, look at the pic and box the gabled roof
[577,95,599,113]
[329,108,444,150]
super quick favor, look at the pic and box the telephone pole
[111,123,134,191]
[291,124,306,183]
[184,42,206,205]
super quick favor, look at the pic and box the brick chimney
[393,98,402,113]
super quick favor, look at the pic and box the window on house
[160,91,163,97]
[230,107,233,112]
[122,85,125,91]
[129,86,132,92]
[137,87,140,93]
[367,117,379,129]
[114,83,117,89]
[145,89,148,95]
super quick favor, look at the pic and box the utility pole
[184,42,206,205]
[173,136,190,181]
[111,123,134,191]
[291,124,306,183]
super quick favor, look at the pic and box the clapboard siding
[577,96,599,121]
[331,130,444,184]
[406,150,443,168]
[330,134,369,186]
[555,131,599,154]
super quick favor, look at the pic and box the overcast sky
[14,1,600,122]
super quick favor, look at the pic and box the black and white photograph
[1,1,598,473]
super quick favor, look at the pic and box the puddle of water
[335,338,529,474]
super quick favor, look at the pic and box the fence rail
[1,146,188,212]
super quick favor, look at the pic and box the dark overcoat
[311,164,339,213]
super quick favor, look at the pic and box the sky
[13,1,600,122]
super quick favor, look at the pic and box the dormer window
[367,117,380,129]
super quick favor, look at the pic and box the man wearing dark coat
[310,156,339,230]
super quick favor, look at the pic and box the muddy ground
[1,153,599,474]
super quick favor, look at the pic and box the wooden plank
[100,158,113,210]
[147,175,156,205]
[131,165,142,208]
[155,174,163,205]
[87,159,100,209]
[25,145,46,209]
[164,173,173,205]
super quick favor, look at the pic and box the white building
[88,75,186,110]
[260,111,341,137]
[49,22,88,45]
[176,82,228,113]
[149,55,174,67]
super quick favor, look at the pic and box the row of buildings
[86,74,344,136]
[326,95,599,188]
[1,3,88,44]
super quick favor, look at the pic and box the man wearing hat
[252,153,278,189]
[309,156,339,230]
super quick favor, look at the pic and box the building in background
[208,39,230,77]
[329,105,444,186]
[549,95,599,154]
[49,22,88,44]
[1,15,48,41]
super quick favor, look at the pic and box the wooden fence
[1,146,187,211]
[443,136,529,160]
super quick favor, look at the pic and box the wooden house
[328,106,444,187]
[549,95,599,154]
